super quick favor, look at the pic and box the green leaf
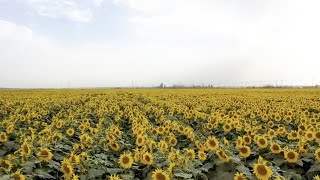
[174,172,193,179]
[273,158,285,167]
[106,168,124,174]
[0,175,12,180]
[22,161,35,174]
[47,160,61,171]
[0,149,6,156]
[34,169,56,179]
[121,173,135,180]
[88,168,105,179]
[296,160,303,167]
[236,165,251,175]
[307,164,320,173]
[201,162,214,172]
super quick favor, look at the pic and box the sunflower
[20,141,32,157]
[167,162,175,176]
[216,148,230,163]
[152,169,170,180]
[305,130,315,141]
[315,132,320,141]
[61,159,74,179]
[66,128,75,137]
[0,159,13,171]
[169,138,177,147]
[206,136,219,151]
[69,152,80,164]
[109,174,122,180]
[119,152,133,169]
[314,175,320,180]
[284,149,299,163]
[256,136,268,149]
[37,147,53,161]
[0,132,8,142]
[270,143,282,154]
[234,172,247,180]
[223,138,230,148]
[314,148,320,162]
[136,135,146,147]
[253,162,272,180]
[223,123,232,132]
[141,151,153,165]
[239,145,251,158]
[198,151,207,160]
[109,141,121,152]
[243,135,251,145]
[10,170,26,180]
[267,129,277,139]
[80,152,89,162]
[185,149,195,159]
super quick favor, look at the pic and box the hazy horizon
[1,0,320,88]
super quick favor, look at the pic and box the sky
[0,0,320,88]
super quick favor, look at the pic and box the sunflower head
[284,149,299,163]
[253,161,272,180]
[0,132,8,142]
[11,170,26,180]
[66,128,75,137]
[37,147,53,161]
[119,152,134,169]
[239,145,251,158]
[141,151,154,165]
[0,159,13,171]
[109,174,122,180]
[152,169,170,180]
[21,141,32,157]
[234,172,247,180]
[61,158,74,178]
[270,143,282,154]
[206,136,219,151]
[198,151,207,161]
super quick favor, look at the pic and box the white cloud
[2,0,320,88]
[27,0,93,22]
[91,0,105,7]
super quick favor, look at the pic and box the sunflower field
[1,89,320,180]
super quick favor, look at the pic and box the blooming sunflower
[0,159,13,171]
[66,128,75,137]
[284,149,299,163]
[305,130,315,141]
[314,175,320,180]
[152,169,170,180]
[234,172,247,180]
[136,135,146,147]
[11,170,26,180]
[185,149,195,159]
[109,174,122,180]
[118,152,133,169]
[315,148,320,162]
[0,132,8,142]
[253,161,272,180]
[239,145,251,158]
[109,141,121,152]
[198,150,207,161]
[206,136,219,151]
[216,148,230,163]
[37,147,53,162]
[256,136,268,149]
[61,158,74,179]
[20,141,32,157]
[141,151,153,165]
[270,143,282,154]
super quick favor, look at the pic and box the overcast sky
[0,0,320,88]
